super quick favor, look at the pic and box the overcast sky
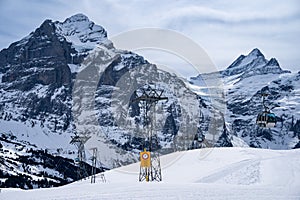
[0,0,299,75]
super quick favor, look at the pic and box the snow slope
[1,147,299,200]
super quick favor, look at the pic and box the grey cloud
[0,0,299,73]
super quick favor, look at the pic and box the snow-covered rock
[0,13,213,188]
[1,13,299,190]
[191,48,300,149]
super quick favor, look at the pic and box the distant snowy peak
[63,13,90,23]
[248,48,264,58]
[54,13,110,53]
[267,58,280,66]
[227,48,265,70]
[222,48,289,78]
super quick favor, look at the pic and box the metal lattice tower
[70,135,91,180]
[132,85,168,182]
[90,147,97,183]
[90,147,106,183]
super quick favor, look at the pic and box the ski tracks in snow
[197,158,260,185]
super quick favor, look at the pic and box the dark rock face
[0,19,76,136]
[92,53,207,153]
[215,123,233,147]
[0,14,110,188]
[0,14,212,188]
[1,20,72,90]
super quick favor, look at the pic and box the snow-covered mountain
[222,48,290,78]
[1,147,300,200]
[0,13,299,190]
[191,48,300,149]
[0,14,215,188]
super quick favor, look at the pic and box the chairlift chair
[256,93,277,128]
[256,111,276,128]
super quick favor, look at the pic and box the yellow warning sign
[140,151,151,167]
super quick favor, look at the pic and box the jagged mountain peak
[248,48,264,58]
[63,13,90,23]
[0,13,109,63]
[4,13,109,56]
[54,13,109,52]
[31,19,57,39]
[227,48,266,70]
[222,48,288,77]
[55,13,106,36]
[267,58,280,66]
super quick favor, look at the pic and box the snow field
[1,147,300,200]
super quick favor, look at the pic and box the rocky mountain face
[0,14,215,188]
[0,14,112,189]
[1,13,299,189]
[191,48,300,149]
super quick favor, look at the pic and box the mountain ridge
[222,48,290,78]
[0,13,213,188]
[0,13,299,190]
[190,48,300,149]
